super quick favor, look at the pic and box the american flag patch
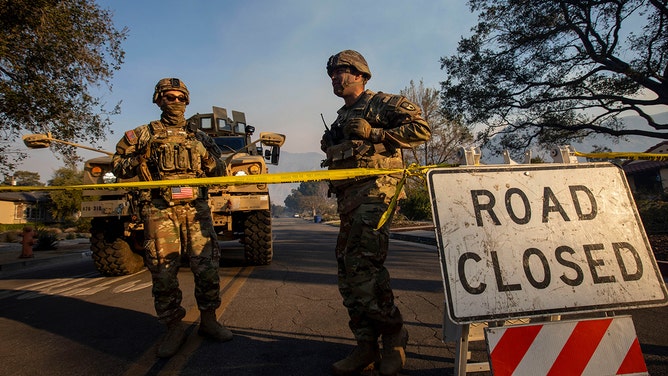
[125,130,138,144]
[171,187,194,200]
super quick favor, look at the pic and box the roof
[0,191,50,203]
[622,141,668,175]
[644,140,668,154]
[623,160,668,174]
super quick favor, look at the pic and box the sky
[18,0,478,182]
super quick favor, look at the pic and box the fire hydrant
[19,226,35,259]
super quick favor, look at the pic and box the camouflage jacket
[322,89,432,171]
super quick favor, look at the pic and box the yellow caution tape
[573,151,668,161]
[0,165,442,231]
[0,167,414,192]
[374,163,437,230]
[375,172,406,231]
[2,149,662,227]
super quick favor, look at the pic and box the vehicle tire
[90,218,145,276]
[242,210,273,265]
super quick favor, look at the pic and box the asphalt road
[0,218,666,376]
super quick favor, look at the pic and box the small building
[0,191,53,225]
[622,141,668,196]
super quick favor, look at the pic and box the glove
[369,128,385,143]
[129,154,146,168]
[343,118,385,143]
[343,118,371,140]
[321,130,334,152]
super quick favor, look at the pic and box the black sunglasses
[163,94,187,102]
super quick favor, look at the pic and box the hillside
[267,151,325,206]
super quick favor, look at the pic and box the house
[0,191,53,225]
[622,141,668,195]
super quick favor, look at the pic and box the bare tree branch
[441,0,668,155]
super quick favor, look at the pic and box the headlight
[102,172,117,184]
[249,164,261,175]
[91,166,103,177]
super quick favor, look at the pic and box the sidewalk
[0,239,92,274]
[389,225,437,246]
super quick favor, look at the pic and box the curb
[390,232,437,246]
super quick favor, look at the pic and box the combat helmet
[152,78,190,105]
[326,50,371,80]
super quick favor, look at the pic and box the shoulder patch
[400,101,417,112]
[124,130,138,145]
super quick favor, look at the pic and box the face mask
[160,102,186,125]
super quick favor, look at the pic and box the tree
[1,170,44,186]
[586,144,624,165]
[440,0,668,158]
[271,204,287,218]
[398,80,473,221]
[284,181,336,217]
[48,165,83,221]
[400,79,473,166]
[0,0,126,175]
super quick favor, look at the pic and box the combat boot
[331,341,380,376]
[156,321,187,358]
[198,310,233,342]
[379,326,409,376]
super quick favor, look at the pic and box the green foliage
[398,181,432,221]
[636,199,668,234]
[0,0,127,175]
[33,227,59,251]
[47,166,83,221]
[284,181,336,217]
[1,171,44,186]
[75,217,92,233]
[0,224,27,233]
[440,0,668,160]
[293,181,324,196]
[271,204,286,217]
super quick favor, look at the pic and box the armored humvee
[79,107,285,276]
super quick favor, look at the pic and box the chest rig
[144,121,206,205]
[326,91,402,170]
[148,121,204,181]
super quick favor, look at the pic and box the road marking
[0,272,149,300]
[112,280,154,293]
[122,266,254,376]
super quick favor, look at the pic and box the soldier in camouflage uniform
[112,78,232,358]
[321,51,432,376]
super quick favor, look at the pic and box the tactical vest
[147,121,205,181]
[327,91,403,171]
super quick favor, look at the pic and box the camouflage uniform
[112,86,223,326]
[323,88,431,342]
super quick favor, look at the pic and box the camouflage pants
[142,198,221,325]
[335,201,403,342]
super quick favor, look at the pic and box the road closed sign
[427,163,667,324]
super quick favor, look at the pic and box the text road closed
[427,163,668,324]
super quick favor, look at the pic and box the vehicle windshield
[214,136,246,153]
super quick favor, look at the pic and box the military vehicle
[24,106,285,276]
